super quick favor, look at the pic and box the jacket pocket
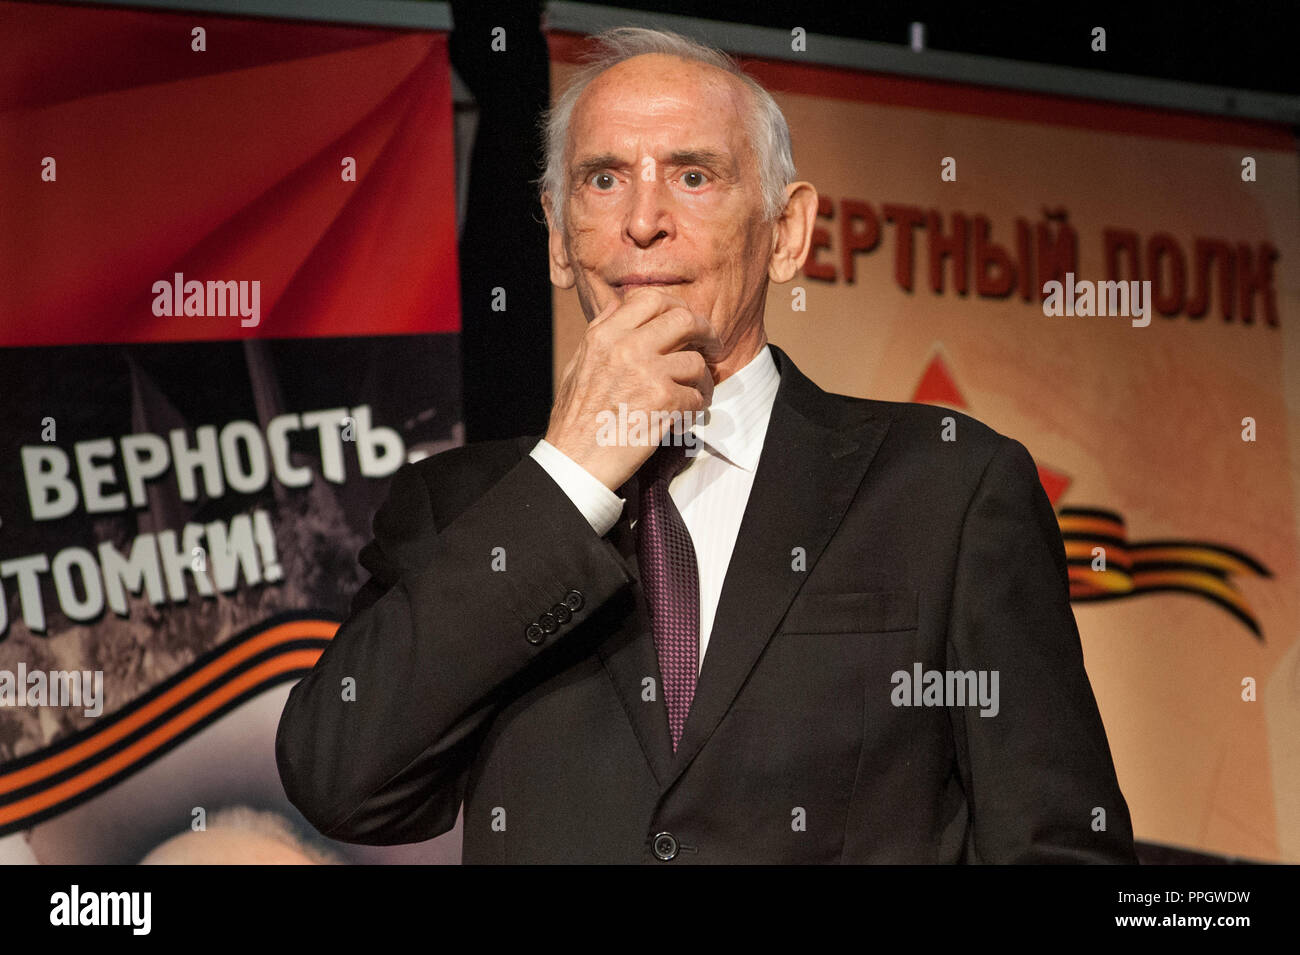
[779,589,918,634]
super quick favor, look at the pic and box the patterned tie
[635,439,699,751]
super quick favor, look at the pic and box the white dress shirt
[530,343,780,673]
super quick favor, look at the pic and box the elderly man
[276,27,1137,864]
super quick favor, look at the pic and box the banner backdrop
[549,32,1300,862]
[0,3,461,863]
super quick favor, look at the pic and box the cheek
[565,224,608,267]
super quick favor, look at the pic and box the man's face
[548,54,774,360]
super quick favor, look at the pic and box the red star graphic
[912,352,1071,505]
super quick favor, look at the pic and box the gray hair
[138,806,345,865]
[539,27,796,234]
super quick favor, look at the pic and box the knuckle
[610,341,634,367]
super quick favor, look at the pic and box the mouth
[611,274,689,292]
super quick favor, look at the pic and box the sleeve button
[652,832,679,861]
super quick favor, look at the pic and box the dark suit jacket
[275,342,1137,863]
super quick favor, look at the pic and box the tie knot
[640,439,691,486]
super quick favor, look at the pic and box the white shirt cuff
[529,439,626,537]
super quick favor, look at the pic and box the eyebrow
[570,148,736,185]
[571,152,623,185]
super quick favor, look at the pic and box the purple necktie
[635,440,699,751]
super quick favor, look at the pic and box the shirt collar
[688,342,780,472]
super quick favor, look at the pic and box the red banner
[0,2,460,346]
[0,3,463,864]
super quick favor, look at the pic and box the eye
[681,170,708,188]
[590,172,616,190]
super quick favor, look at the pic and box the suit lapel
[661,343,891,790]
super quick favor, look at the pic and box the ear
[544,193,576,289]
[767,181,819,284]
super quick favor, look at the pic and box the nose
[625,168,672,247]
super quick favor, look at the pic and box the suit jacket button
[552,602,572,625]
[538,611,558,634]
[525,623,545,645]
[652,832,679,861]
[563,590,584,612]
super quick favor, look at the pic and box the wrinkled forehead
[566,53,755,170]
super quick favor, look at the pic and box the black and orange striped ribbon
[0,612,337,837]
[1059,507,1271,639]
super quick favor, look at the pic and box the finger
[587,297,620,329]
[638,307,724,360]
[643,382,712,448]
[659,349,715,406]
[665,380,712,417]
[602,285,691,332]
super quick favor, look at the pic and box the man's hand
[545,287,722,491]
